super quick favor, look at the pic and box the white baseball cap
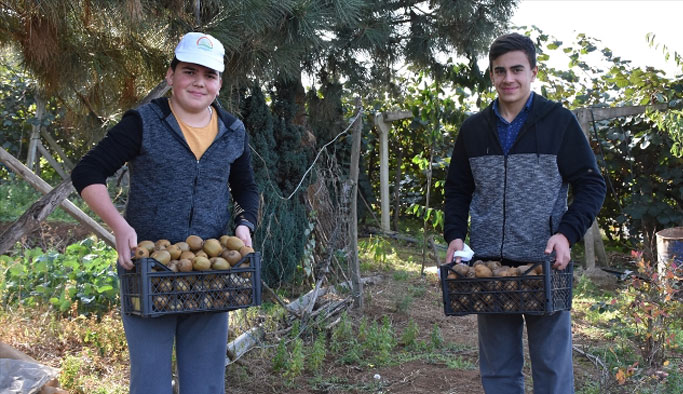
[174,32,225,72]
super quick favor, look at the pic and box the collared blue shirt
[493,92,534,155]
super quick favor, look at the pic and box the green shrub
[1,238,118,316]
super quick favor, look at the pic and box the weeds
[587,252,682,388]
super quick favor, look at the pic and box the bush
[1,238,119,316]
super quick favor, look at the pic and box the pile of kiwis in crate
[134,234,254,272]
[446,260,543,279]
[445,260,547,313]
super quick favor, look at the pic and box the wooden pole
[41,129,74,170]
[0,147,116,248]
[374,113,391,232]
[26,93,45,172]
[36,141,68,180]
[348,99,364,310]
[0,177,73,254]
[373,110,413,233]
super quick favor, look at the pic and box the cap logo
[196,36,213,51]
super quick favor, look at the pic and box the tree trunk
[0,177,73,254]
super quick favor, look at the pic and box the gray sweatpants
[477,311,574,394]
[122,311,229,394]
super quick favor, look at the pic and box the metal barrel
[655,226,683,273]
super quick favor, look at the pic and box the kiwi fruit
[453,263,470,277]
[474,264,493,278]
[219,235,231,248]
[155,239,171,250]
[177,258,193,272]
[151,249,171,265]
[166,244,182,260]
[192,256,211,271]
[239,245,254,257]
[180,251,196,261]
[212,257,230,270]
[175,278,190,291]
[137,240,155,254]
[485,260,502,270]
[174,241,190,252]
[153,295,168,311]
[225,236,245,251]
[134,247,149,259]
[203,238,223,258]
[186,235,204,251]
[222,249,242,266]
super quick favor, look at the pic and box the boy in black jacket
[443,33,605,393]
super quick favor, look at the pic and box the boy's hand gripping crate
[440,259,573,315]
[120,252,262,317]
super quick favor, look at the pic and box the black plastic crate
[440,259,573,316]
[120,252,262,317]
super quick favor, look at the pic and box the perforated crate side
[440,260,573,316]
[120,253,262,318]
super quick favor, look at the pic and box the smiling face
[490,50,538,113]
[165,61,222,115]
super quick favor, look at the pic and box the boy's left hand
[235,224,252,247]
[545,233,570,270]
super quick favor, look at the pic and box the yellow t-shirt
[170,104,218,160]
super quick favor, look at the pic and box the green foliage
[308,331,327,373]
[272,338,288,372]
[400,318,419,349]
[525,28,683,243]
[429,323,445,350]
[358,235,393,268]
[284,337,305,383]
[1,238,119,316]
[365,316,396,365]
[59,354,84,392]
[0,55,36,160]
[241,84,312,286]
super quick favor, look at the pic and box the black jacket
[443,94,605,262]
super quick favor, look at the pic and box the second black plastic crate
[440,259,573,316]
[120,252,262,317]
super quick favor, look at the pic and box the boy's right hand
[113,223,137,270]
[445,238,464,264]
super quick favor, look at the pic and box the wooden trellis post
[573,104,667,269]
[349,99,364,309]
[373,110,413,232]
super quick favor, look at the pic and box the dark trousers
[477,311,574,394]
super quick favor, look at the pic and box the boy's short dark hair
[488,33,536,70]
[170,56,180,71]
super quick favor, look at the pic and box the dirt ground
[226,261,604,394]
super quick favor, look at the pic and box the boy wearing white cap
[72,32,259,394]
